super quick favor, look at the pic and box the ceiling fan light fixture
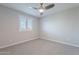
[29,3,55,15]
[39,8,44,13]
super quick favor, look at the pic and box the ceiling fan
[29,3,55,15]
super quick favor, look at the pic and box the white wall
[0,5,39,48]
[40,7,79,47]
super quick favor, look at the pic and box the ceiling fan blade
[45,4,55,9]
[29,7,37,10]
[32,7,38,9]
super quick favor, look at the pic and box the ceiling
[0,3,79,18]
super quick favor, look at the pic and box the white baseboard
[41,36,79,48]
[0,36,39,49]
[1,36,79,49]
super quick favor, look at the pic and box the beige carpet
[0,39,79,55]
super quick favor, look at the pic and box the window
[19,15,32,32]
[27,19,32,31]
[19,15,27,32]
